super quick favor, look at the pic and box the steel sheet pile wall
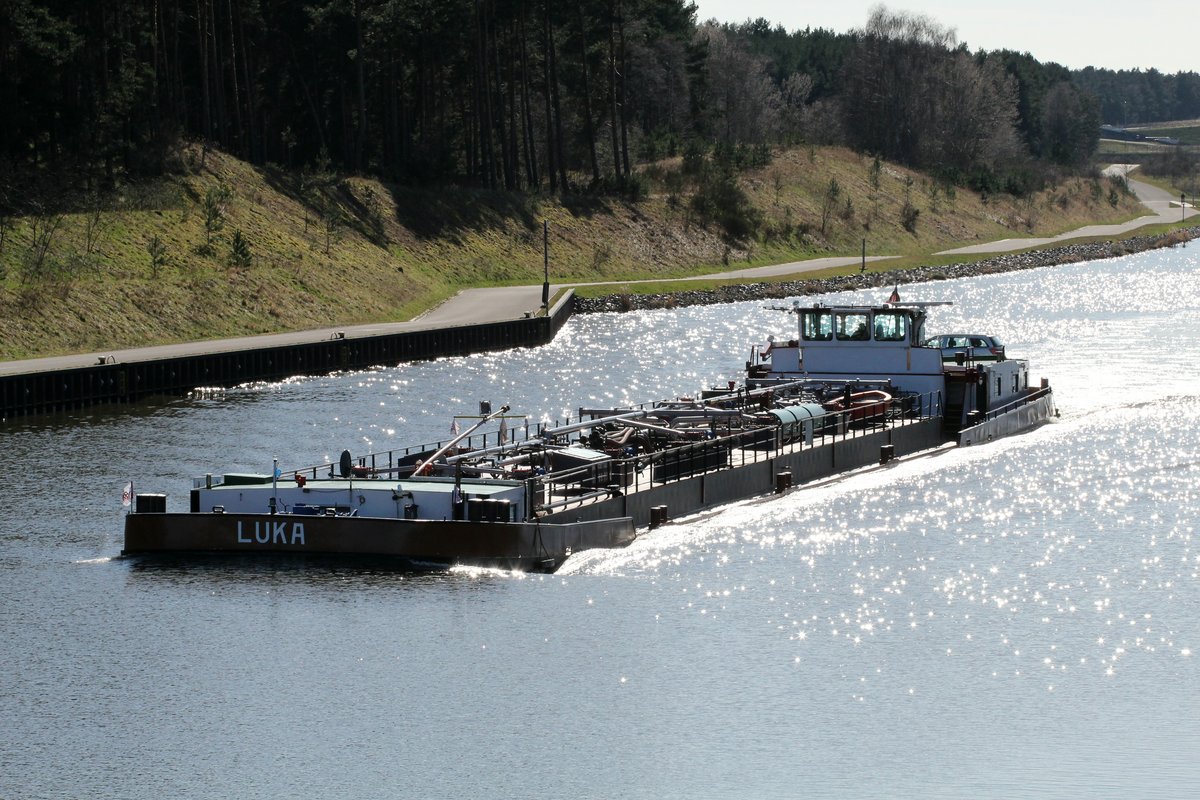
[1,294,575,419]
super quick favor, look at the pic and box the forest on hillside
[2,0,1196,207]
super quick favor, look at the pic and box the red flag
[886,285,900,304]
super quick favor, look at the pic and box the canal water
[2,244,1198,798]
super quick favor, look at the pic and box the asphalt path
[2,168,1193,376]
[412,254,893,327]
[937,166,1196,256]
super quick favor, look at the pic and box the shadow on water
[0,367,393,435]
[0,389,282,434]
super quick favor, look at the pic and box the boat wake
[447,563,530,580]
[560,435,1040,576]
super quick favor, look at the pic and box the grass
[1097,139,1172,150]
[0,142,1150,361]
[1128,120,1200,145]
[571,215,1200,302]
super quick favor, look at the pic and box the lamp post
[542,220,550,309]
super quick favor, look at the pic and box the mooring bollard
[775,471,793,493]
[879,444,895,465]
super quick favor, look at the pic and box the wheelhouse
[752,303,946,398]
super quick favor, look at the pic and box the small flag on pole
[887,285,900,304]
[451,417,461,436]
[499,415,509,443]
[121,482,133,507]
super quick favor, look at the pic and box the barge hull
[958,390,1056,447]
[123,512,635,572]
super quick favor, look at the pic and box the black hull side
[123,513,635,572]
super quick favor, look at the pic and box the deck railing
[525,389,943,513]
[282,389,943,513]
[979,386,1053,423]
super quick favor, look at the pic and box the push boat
[124,300,1057,572]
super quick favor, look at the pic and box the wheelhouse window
[872,311,908,341]
[835,312,870,341]
[801,310,833,341]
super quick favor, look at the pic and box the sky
[692,0,1195,74]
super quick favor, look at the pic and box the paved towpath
[413,254,893,327]
[0,317,463,377]
[2,167,1193,376]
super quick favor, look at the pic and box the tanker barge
[124,300,1056,571]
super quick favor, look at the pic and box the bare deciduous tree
[695,24,781,146]
[927,53,1021,175]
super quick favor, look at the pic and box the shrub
[925,180,941,214]
[197,183,231,255]
[599,172,648,201]
[839,196,855,223]
[228,229,252,269]
[900,200,920,233]
[682,140,707,175]
[690,166,761,241]
[819,178,841,235]
[147,234,170,277]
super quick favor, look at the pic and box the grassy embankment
[0,143,1150,361]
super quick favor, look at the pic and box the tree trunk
[353,0,368,171]
[575,4,600,186]
[488,2,514,190]
[606,1,621,181]
[518,3,539,188]
[196,0,212,142]
[506,19,520,189]
[475,0,494,187]
[616,0,630,177]
[544,2,567,192]
[224,0,244,158]
[233,0,259,162]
